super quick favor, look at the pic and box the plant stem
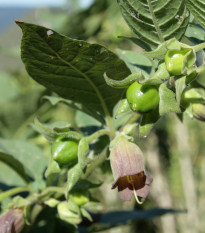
[38,186,65,199]
[86,129,110,143]
[0,186,31,202]
[84,148,108,178]
[120,112,140,132]
[147,0,164,43]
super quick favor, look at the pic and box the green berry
[126,82,159,113]
[52,137,78,166]
[165,49,190,76]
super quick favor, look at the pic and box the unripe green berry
[52,137,78,166]
[192,103,205,122]
[126,82,159,113]
[165,49,190,76]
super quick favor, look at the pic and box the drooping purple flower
[0,208,24,233]
[110,136,153,203]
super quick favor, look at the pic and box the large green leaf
[86,208,186,232]
[117,0,190,49]
[0,139,48,181]
[16,21,130,116]
[0,152,29,184]
[186,0,205,29]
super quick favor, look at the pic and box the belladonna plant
[110,135,153,204]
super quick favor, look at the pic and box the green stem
[84,148,108,178]
[0,186,31,202]
[193,43,205,52]
[86,129,110,143]
[120,112,141,132]
[38,186,65,199]
[147,0,164,43]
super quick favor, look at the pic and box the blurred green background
[0,1,205,233]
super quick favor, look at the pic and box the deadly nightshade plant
[1,0,204,230]
[110,135,153,204]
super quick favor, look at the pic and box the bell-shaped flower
[0,208,24,233]
[110,136,153,203]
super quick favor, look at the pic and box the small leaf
[149,63,170,82]
[196,65,205,88]
[81,208,93,222]
[138,63,170,86]
[145,38,182,60]
[139,108,159,138]
[45,160,61,178]
[67,164,83,193]
[16,21,130,116]
[45,198,60,207]
[159,84,181,116]
[33,118,82,142]
[175,76,186,105]
[78,138,90,171]
[57,201,82,225]
[11,196,31,208]
[114,98,131,118]
[72,179,102,191]
[104,72,141,89]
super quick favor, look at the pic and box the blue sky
[0,0,92,7]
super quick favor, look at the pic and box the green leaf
[139,108,159,138]
[67,164,83,193]
[148,63,170,82]
[45,160,61,178]
[145,38,182,60]
[186,0,205,29]
[33,118,69,142]
[0,139,48,180]
[45,198,60,207]
[81,208,93,222]
[104,72,142,89]
[16,21,130,116]
[78,138,90,171]
[117,0,189,49]
[175,76,187,105]
[0,151,29,184]
[185,24,205,41]
[0,72,20,104]
[196,65,205,88]
[57,201,82,225]
[118,36,151,51]
[159,84,181,116]
[114,98,131,118]
[33,118,82,142]
[87,208,186,233]
[72,179,102,191]
[43,95,104,124]
[117,49,152,77]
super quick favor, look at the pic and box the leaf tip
[15,20,24,25]
[15,20,25,30]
